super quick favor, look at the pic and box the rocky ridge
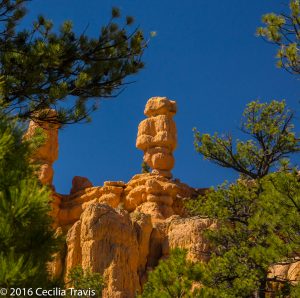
[27,97,300,297]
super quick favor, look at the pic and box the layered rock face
[26,98,300,297]
[55,172,210,297]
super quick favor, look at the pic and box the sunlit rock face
[55,172,208,297]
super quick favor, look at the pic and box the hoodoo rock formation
[26,97,300,297]
[136,97,177,178]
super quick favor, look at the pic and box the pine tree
[194,100,299,179]
[188,171,300,297]
[0,1,146,125]
[141,249,202,298]
[189,100,300,297]
[257,0,300,75]
[67,266,105,298]
[0,112,58,288]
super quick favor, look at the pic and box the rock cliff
[27,97,300,297]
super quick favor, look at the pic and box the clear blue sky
[25,1,299,194]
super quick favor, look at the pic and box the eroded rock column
[65,203,141,298]
[136,97,177,178]
[25,109,59,186]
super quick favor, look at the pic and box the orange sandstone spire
[136,97,177,178]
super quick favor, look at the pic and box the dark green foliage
[0,0,146,124]
[141,248,203,298]
[188,171,300,297]
[257,0,300,74]
[67,266,105,298]
[141,161,150,173]
[0,113,59,288]
[194,100,299,179]
[291,283,300,297]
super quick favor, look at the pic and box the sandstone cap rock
[144,97,177,117]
